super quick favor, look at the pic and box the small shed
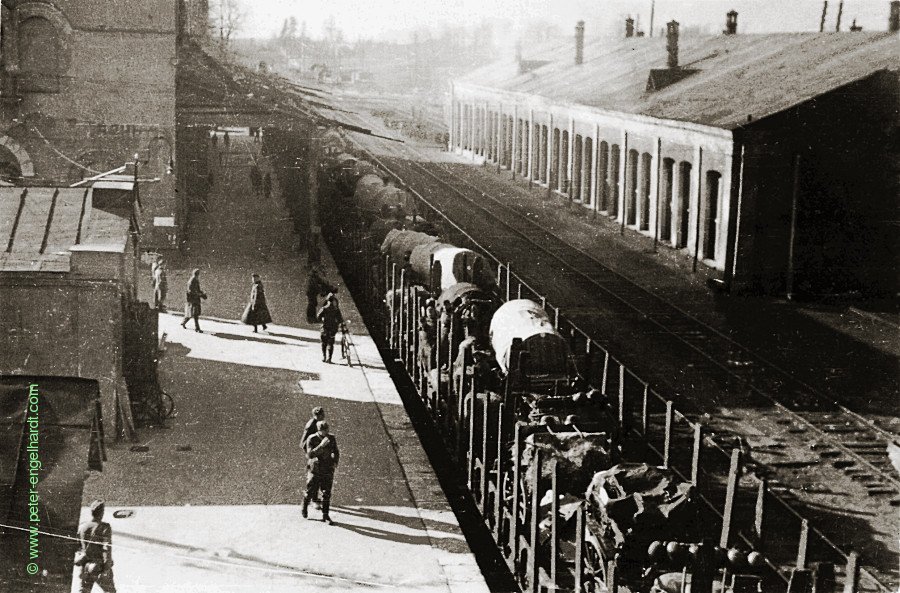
[0,184,145,441]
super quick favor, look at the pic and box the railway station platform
[75,135,492,592]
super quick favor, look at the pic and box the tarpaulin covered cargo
[523,431,612,495]
[489,300,569,376]
[585,463,696,545]
[355,174,386,212]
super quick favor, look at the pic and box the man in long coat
[181,268,207,332]
[317,294,343,363]
[241,273,273,332]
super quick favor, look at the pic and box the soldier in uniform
[181,268,207,332]
[317,293,343,363]
[303,421,340,524]
[76,500,116,593]
[302,406,325,448]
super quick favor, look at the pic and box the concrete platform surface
[75,136,491,593]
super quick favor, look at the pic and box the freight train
[318,146,769,593]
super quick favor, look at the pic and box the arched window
[598,142,610,211]
[19,17,62,92]
[582,137,593,205]
[703,171,722,260]
[626,149,639,226]
[660,158,675,242]
[639,153,652,231]
[608,144,620,217]
[677,162,693,248]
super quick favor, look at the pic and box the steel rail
[341,128,895,592]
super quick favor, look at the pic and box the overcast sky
[233,0,897,41]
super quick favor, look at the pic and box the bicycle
[340,322,353,367]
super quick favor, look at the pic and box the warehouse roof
[0,186,132,273]
[456,32,899,129]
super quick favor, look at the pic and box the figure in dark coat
[249,165,262,195]
[317,294,343,363]
[241,273,273,332]
[181,268,207,332]
[303,421,339,524]
[306,266,334,323]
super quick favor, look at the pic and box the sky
[230,0,898,41]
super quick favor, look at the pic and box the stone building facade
[0,0,180,249]
[451,18,899,296]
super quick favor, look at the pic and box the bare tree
[211,0,243,55]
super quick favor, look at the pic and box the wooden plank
[719,448,742,548]
[529,447,541,593]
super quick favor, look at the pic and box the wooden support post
[511,423,521,569]
[505,262,511,301]
[584,339,592,384]
[399,269,407,364]
[550,459,559,586]
[574,505,586,591]
[642,385,650,435]
[390,263,398,350]
[481,382,490,513]
[494,402,505,540]
[842,553,859,593]
[663,400,674,468]
[607,560,619,593]
[719,448,742,548]
[468,384,476,489]
[691,423,702,486]
[554,307,559,330]
[755,478,767,551]
[517,283,522,299]
[601,352,609,395]
[529,448,541,593]
[497,261,502,285]
[796,519,809,569]
[618,364,626,431]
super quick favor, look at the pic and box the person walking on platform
[152,257,168,311]
[223,131,230,150]
[317,293,343,363]
[249,164,262,196]
[302,406,325,448]
[181,268,207,332]
[241,273,272,333]
[263,172,272,199]
[75,499,117,593]
[303,420,339,524]
[306,266,333,323]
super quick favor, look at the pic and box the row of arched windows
[452,105,725,263]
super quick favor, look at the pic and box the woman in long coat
[181,268,207,332]
[241,273,273,332]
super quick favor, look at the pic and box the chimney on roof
[625,17,635,38]
[575,21,585,65]
[724,10,738,34]
[666,21,680,69]
[890,1,900,32]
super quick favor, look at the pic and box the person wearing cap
[152,257,168,311]
[240,273,273,333]
[301,407,325,448]
[316,293,343,363]
[181,268,207,332]
[76,500,116,592]
[303,420,340,524]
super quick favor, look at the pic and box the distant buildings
[451,10,899,297]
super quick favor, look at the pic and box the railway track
[338,117,898,590]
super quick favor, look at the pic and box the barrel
[489,299,569,376]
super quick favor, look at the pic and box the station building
[0,0,180,250]
[450,10,899,296]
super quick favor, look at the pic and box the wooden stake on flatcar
[719,448,742,549]
[550,458,559,586]
[494,402,505,540]
[663,400,674,469]
[574,504,586,591]
[755,478,767,551]
[529,447,541,593]
[691,423,702,486]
